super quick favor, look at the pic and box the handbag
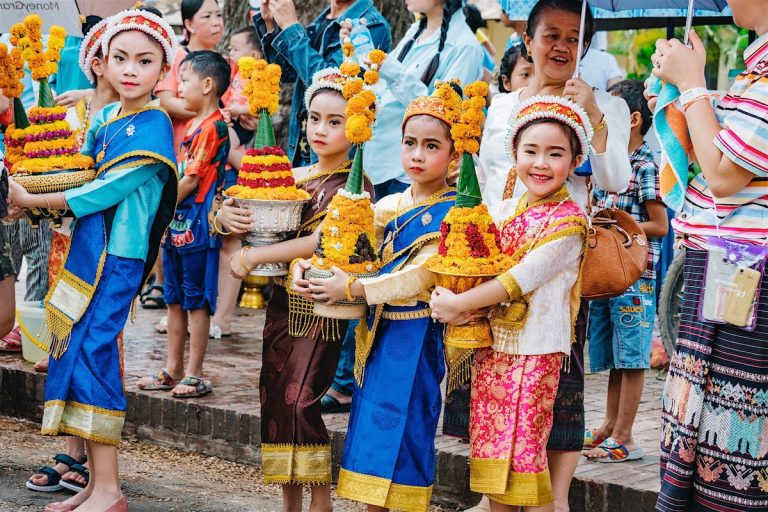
[581,181,650,300]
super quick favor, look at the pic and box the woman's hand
[55,89,93,108]
[260,0,274,31]
[217,197,253,234]
[291,258,313,299]
[563,77,602,126]
[270,0,299,30]
[307,266,348,305]
[643,76,659,113]
[651,30,707,92]
[239,113,259,132]
[339,18,352,42]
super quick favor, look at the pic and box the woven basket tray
[14,169,97,194]
[305,266,378,319]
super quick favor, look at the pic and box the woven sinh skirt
[657,249,768,512]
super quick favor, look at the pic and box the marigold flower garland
[239,57,281,116]
[12,15,65,81]
[451,81,488,155]
[0,43,25,98]
[340,43,385,144]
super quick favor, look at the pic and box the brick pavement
[2,284,665,510]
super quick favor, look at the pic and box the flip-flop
[141,285,166,309]
[320,393,351,414]
[583,428,606,450]
[594,437,644,463]
[171,376,213,398]
[59,463,89,493]
[26,454,82,492]
[137,370,177,391]
[0,326,22,352]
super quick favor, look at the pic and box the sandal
[171,376,213,398]
[140,285,166,309]
[137,370,177,391]
[60,462,89,493]
[593,437,644,463]
[26,454,83,492]
[583,428,606,450]
[0,326,22,352]
[320,393,351,414]
[209,324,231,339]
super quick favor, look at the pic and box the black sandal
[140,285,166,309]
[60,463,89,493]
[25,454,83,492]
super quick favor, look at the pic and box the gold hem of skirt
[470,458,553,506]
[41,399,125,446]
[337,468,432,512]
[261,443,332,485]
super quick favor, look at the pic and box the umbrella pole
[683,0,695,45]
[573,0,587,79]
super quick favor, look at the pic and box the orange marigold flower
[342,79,363,99]
[340,60,360,78]
[368,49,386,65]
[363,69,379,85]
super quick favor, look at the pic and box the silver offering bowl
[227,196,309,276]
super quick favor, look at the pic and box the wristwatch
[680,87,710,108]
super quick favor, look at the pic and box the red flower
[466,223,490,258]
[438,222,450,256]
[488,223,501,248]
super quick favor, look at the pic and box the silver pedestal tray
[227,196,309,276]
[304,266,376,319]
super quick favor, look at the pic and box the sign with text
[0,1,81,35]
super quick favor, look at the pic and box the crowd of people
[0,0,766,511]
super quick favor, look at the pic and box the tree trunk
[220,0,409,146]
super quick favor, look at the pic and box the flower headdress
[78,18,109,84]
[101,9,178,67]
[505,95,594,165]
[303,67,345,110]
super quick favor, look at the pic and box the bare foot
[34,358,49,372]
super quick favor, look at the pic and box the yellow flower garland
[0,44,25,98]
[11,16,65,81]
[451,81,488,155]
[339,44,383,145]
[239,57,281,115]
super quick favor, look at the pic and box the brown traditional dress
[259,162,372,485]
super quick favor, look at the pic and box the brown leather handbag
[581,208,650,300]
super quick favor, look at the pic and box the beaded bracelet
[344,275,358,302]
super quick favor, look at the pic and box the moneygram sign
[0,1,82,35]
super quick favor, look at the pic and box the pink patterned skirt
[469,348,562,506]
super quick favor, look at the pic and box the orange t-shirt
[155,46,190,157]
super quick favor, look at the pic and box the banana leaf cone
[37,78,56,109]
[252,108,276,149]
[454,152,482,208]
[13,97,30,129]
[345,144,364,194]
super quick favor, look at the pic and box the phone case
[723,267,761,327]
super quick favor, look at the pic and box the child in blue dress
[8,9,179,512]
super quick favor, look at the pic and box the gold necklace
[381,187,453,262]
[96,111,140,164]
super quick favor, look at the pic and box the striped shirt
[673,32,768,248]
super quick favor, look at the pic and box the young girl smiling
[431,97,592,511]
